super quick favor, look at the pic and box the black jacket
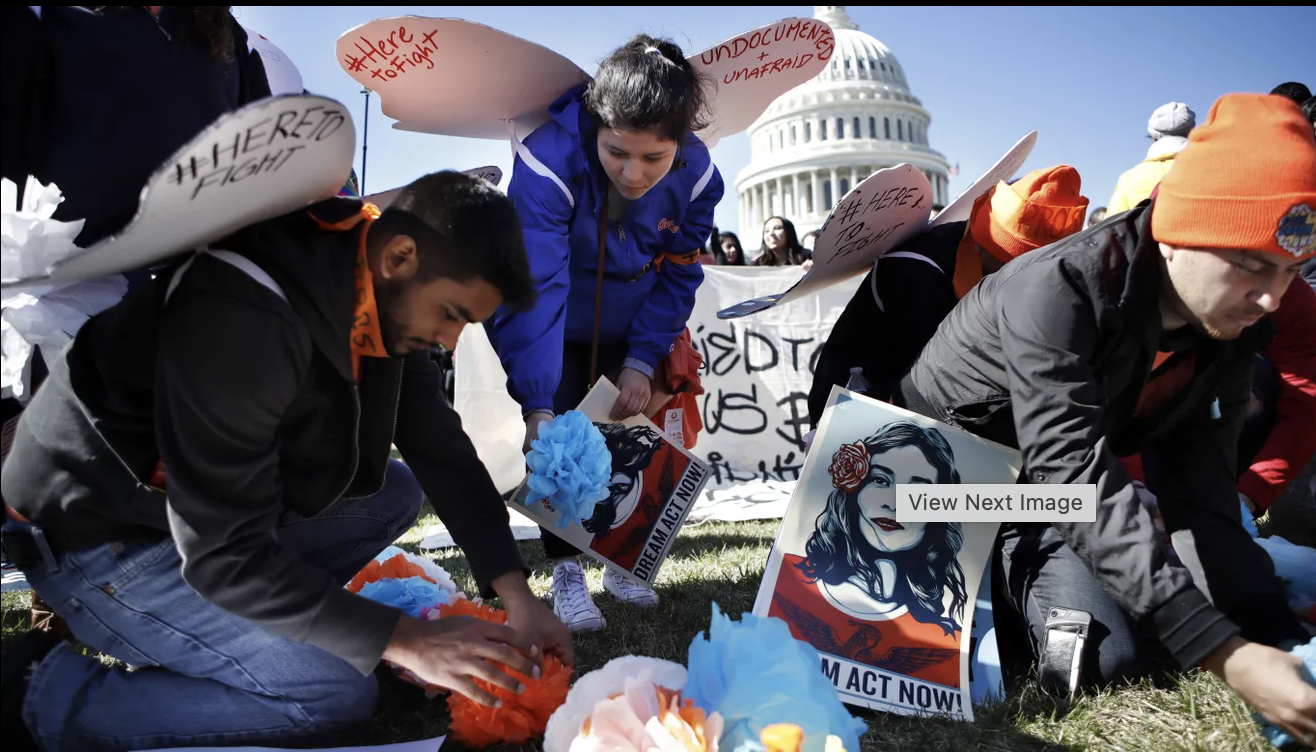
[2,200,526,674]
[808,221,965,425]
[902,203,1308,669]
[1,6,270,247]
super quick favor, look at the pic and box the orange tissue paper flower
[346,556,431,593]
[440,597,573,747]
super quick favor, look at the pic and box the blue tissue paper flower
[1254,637,1315,749]
[525,410,613,529]
[684,603,867,752]
[357,576,452,618]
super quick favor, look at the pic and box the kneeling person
[1,171,573,751]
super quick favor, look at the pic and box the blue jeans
[999,525,1153,686]
[19,459,423,752]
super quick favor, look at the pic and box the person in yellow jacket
[1107,101,1196,214]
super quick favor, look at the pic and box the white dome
[734,6,951,242]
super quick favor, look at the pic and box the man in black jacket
[898,94,1316,740]
[1,171,573,750]
[808,165,1089,424]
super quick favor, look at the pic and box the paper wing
[689,17,835,149]
[336,17,588,140]
[717,164,931,319]
[929,130,1037,228]
[2,94,355,290]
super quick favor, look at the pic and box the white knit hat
[1148,102,1196,139]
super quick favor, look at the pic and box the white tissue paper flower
[543,656,688,752]
[2,177,127,398]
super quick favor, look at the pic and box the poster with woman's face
[753,386,1021,721]
[510,378,712,586]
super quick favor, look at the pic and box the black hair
[583,34,713,141]
[582,423,664,536]
[1271,82,1312,106]
[106,7,235,61]
[372,171,536,311]
[756,216,811,266]
[1302,96,1316,127]
[715,231,746,266]
[1088,206,1108,228]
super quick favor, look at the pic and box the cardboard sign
[753,386,1021,720]
[1,94,355,290]
[689,17,835,149]
[336,17,587,140]
[508,378,712,587]
[718,164,931,319]
[366,165,504,210]
[245,27,304,96]
[930,131,1037,229]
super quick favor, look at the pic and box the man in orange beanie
[897,94,1316,741]
[808,165,1088,426]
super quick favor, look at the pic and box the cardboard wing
[689,17,835,149]
[336,17,588,140]
[717,164,931,319]
[929,130,1037,228]
[244,27,304,96]
[365,166,504,210]
[2,94,355,290]
[752,386,1021,720]
[509,378,711,587]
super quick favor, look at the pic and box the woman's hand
[612,367,651,420]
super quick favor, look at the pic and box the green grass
[2,518,1275,751]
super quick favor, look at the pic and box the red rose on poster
[828,441,869,492]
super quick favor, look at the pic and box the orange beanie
[953,165,1089,298]
[1152,93,1316,260]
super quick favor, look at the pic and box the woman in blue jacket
[487,34,723,633]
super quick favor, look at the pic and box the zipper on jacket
[333,385,363,501]
[341,365,404,500]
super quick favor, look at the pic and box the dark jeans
[14,460,423,751]
[540,340,629,561]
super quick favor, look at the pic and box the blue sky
[233,5,1314,241]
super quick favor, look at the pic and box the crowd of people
[1,6,1314,752]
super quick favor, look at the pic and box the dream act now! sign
[896,484,1097,523]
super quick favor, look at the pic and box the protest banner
[2,94,355,290]
[508,377,712,587]
[718,165,931,319]
[244,27,303,96]
[753,386,1021,721]
[689,17,834,148]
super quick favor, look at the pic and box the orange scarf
[312,204,386,381]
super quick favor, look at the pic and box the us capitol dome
[734,6,952,239]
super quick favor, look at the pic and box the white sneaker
[551,560,606,633]
[603,568,660,607]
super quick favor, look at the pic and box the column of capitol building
[736,6,952,239]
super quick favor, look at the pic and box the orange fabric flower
[440,598,573,747]
[345,555,432,593]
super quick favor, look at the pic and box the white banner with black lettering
[433,265,862,547]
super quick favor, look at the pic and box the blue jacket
[487,85,723,414]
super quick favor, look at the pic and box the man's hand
[493,571,575,667]
[383,614,541,707]
[1204,637,1316,743]
[523,411,553,455]
[612,367,651,420]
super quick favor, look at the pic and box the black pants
[540,340,628,561]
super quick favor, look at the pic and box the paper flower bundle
[347,547,572,745]
[544,604,867,752]
[524,409,613,529]
[2,177,128,399]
